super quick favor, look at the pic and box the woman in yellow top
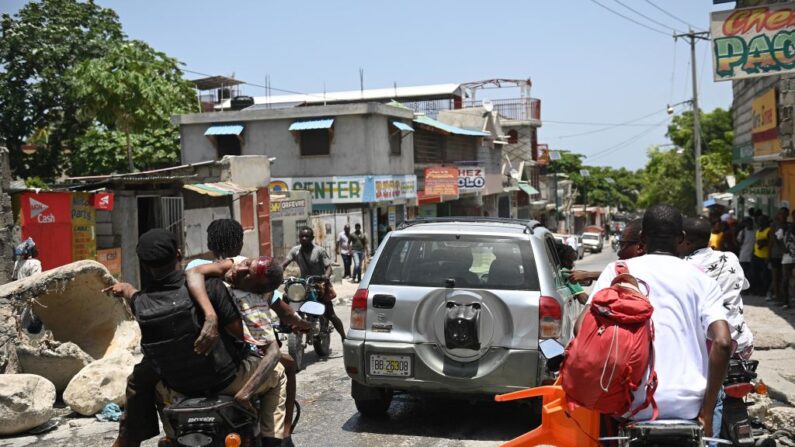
[752,215,771,296]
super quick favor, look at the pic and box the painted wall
[178,103,415,179]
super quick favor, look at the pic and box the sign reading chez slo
[712,4,795,81]
[752,88,781,157]
[458,166,485,192]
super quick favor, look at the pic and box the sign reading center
[272,177,365,205]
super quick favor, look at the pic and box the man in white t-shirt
[578,204,732,435]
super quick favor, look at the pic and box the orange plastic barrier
[495,384,600,447]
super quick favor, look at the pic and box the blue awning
[204,124,244,136]
[391,121,414,132]
[288,118,335,131]
[414,115,489,137]
[703,198,717,207]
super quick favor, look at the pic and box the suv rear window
[582,234,599,240]
[370,235,539,290]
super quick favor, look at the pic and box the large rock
[0,374,55,435]
[0,261,141,391]
[63,351,135,416]
[17,340,93,393]
[746,393,773,420]
[765,406,795,432]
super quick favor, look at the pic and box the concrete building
[174,102,418,251]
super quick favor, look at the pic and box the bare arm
[103,283,138,305]
[567,270,600,284]
[186,260,235,355]
[234,340,281,413]
[282,257,293,271]
[700,320,732,437]
[271,298,310,332]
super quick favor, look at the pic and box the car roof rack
[397,217,545,234]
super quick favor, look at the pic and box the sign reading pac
[712,4,795,81]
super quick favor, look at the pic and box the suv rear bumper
[344,339,542,395]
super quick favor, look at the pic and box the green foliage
[24,177,50,190]
[0,0,125,180]
[548,151,644,212]
[637,108,737,216]
[68,40,197,173]
[69,126,181,176]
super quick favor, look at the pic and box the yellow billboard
[752,88,781,157]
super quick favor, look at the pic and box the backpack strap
[628,321,659,420]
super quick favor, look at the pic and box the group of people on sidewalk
[335,223,369,283]
[723,207,794,309]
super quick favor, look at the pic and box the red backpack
[559,261,658,420]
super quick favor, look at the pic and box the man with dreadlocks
[186,218,308,443]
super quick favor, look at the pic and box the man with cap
[109,229,287,447]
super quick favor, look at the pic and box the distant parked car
[581,232,603,253]
[552,233,584,260]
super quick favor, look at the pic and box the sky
[3,0,735,170]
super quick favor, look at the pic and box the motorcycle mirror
[299,301,325,316]
[539,339,565,360]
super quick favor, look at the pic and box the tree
[69,126,182,176]
[68,40,197,173]
[0,0,125,180]
[638,108,737,215]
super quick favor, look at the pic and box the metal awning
[414,115,489,137]
[204,124,245,136]
[288,118,335,131]
[391,121,414,132]
[727,167,777,194]
[518,183,539,196]
[183,182,256,197]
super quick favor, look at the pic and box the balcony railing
[402,97,541,122]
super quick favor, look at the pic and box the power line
[586,119,670,161]
[549,107,672,139]
[589,0,671,36]
[645,0,706,32]
[669,40,678,104]
[612,0,682,33]
[546,120,661,127]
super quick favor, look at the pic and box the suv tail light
[539,296,562,340]
[351,288,368,330]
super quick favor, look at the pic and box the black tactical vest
[132,284,240,396]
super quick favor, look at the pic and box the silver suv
[343,218,574,416]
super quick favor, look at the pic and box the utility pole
[674,29,710,216]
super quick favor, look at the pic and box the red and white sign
[93,192,114,211]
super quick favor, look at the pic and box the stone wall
[0,148,14,284]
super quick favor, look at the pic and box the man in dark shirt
[283,227,345,341]
[110,229,285,447]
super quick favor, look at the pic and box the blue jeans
[352,251,364,282]
[710,387,725,447]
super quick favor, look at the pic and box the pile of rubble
[0,261,139,435]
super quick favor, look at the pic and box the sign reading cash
[712,4,795,81]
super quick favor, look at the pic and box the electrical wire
[549,107,672,139]
[586,119,671,161]
[645,0,706,32]
[669,39,678,104]
[612,0,682,33]
[589,0,671,36]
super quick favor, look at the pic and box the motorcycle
[282,276,332,371]
[158,301,325,447]
[720,357,773,447]
[612,233,621,252]
[498,339,733,447]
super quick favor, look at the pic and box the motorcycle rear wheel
[313,317,331,357]
[288,333,305,372]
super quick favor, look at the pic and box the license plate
[369,354,412,377]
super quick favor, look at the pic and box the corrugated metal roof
[204,124,245,136]
[218,83,462,109]
[414,115,489,137]
[392,121,414,132]
[183,181,256,197]
[288,118,335,131]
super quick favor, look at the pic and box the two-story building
[174,102,418,252]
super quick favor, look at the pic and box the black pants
[118,358,161,442]
[752,256,770,295]
[341,253,352,278]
